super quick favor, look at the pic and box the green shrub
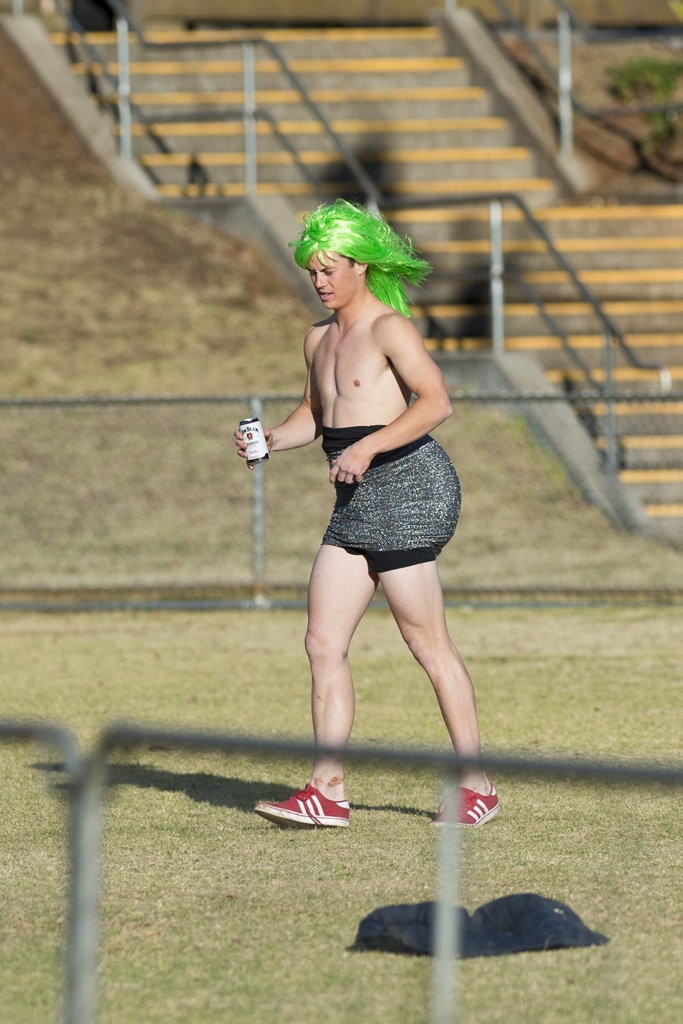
[606,56,683,152]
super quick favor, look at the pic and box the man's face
[307,252,366,310]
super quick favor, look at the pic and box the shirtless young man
[235,199,498,828]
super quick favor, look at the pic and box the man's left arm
[330,317,452,483]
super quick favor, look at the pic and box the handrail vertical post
[603,332,618,475]
[431,769,462,1024]
[557,8,574,156]
[489,200,505,355]
[249,396,267,601]
[63,756,105,1024]
[242,41,258,196]
[116,15,132,161]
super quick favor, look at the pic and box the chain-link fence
[1,393,681,606]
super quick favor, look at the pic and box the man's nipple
[353,379,361,387]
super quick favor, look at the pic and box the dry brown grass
[1,23,682,600]
[0,29,312,398]
[0,605,681,1023]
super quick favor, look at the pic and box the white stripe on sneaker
[307,794,324,819]
[467,798,489,823]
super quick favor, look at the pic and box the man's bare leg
[305,544,378,801]
[379,559,490,795]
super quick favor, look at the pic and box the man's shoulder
[371,308,424,346]
[305,314,335,343]
[303,315,334,361]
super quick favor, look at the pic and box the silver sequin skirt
[321,427,461,554]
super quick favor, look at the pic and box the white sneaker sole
[255,803,349,828]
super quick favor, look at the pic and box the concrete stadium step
[419,235,683,273]
[53,22,556,206]
[139,144,540,187]
[642,502,683,520]
[422,252,683,311]
[418,299,683,337]
[123,85,494,119]
[69,53,470,89]
[587,400,683,433]
[125,116,515,154]
[54,24,450,59]
[500,269,683,304]
[505,333,683,361]
[545,366,683,388]
[617,469,683,509]
[154,176,555,201]
[501,335,683,394]
[580,409,683,528]
[389,202,683,243]
[597,435,683,470]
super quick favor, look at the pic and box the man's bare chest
[313,333,389,396]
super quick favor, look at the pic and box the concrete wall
[4,0,682,26]
[434,352,651,533]
[122,1,683,28]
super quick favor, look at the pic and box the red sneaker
[432,785,500,826]
[255,784,350,828]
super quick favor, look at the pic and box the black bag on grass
[352,893,608,958]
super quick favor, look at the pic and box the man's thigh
[308,544,378,639]
[379,559,448,632]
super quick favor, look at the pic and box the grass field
[1,605,680,1023]
[0,24,681,1024]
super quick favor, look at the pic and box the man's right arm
[269,326,323,452]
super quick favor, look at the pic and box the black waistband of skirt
[322,424,431,468]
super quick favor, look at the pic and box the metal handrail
[43,3,670,392]
[52,0,381,208]
[383,192,671,395]
[4,715,680,1024]
[479,0,683,152]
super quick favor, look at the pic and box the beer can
[239,417,270,467]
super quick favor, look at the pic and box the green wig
[290,199,431,317]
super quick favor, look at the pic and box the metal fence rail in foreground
[2,720,681,1024]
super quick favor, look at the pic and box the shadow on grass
[35,761,429,818]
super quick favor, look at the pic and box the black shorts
[340,545,437,574]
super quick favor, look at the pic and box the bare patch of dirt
[0,28,311,398]
[0,29,105,182]
[503,31,683,192]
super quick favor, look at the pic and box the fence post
[63,755,105,1024]
[431,769,462,1024]
[557,8,574,156]
[116,15,132,161]
[489,200,505,355]
[602,332,618,475]
[249,396,267,600]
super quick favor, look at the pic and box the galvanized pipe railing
[3,717,681,1024]
[384,192,671,395]
[454,0,683,157]
[50,0,382,208]
[12,4,671,393]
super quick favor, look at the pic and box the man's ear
[355,262,368,277]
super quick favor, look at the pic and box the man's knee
[399,626,433,668]
[305,625,348,665]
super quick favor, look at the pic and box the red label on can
[239,417,269,466]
